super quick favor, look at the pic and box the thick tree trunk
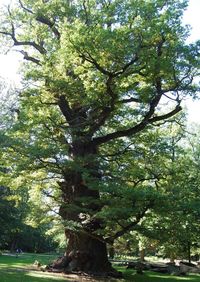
[66,232,109,271]
[50,141,122,277]
[51,232,121,277]
[50,226,121,277]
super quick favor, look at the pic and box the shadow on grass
[0,269,69,282]
[1,254,200,282]
[117,267,200,282]
[0,254,69,282]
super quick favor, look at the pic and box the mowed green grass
[0,253,68,282]
[116,266,200,282]
[0,253,200,281]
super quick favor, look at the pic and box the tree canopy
[0,0,199,276]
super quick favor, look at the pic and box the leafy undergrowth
[115,266,200,282]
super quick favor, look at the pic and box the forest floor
[0,253,200,282]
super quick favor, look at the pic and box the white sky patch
[0,53,21,83]
[183,0,200,43]
[182,0,200,124]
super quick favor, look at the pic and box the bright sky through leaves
[182,0,200,124]
[0,0,199,122]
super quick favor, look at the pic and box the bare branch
[82,0,90,25]
[19,50,41,65]
[118,97,140,104]
[149,104,182,124]
[19,0,33,14]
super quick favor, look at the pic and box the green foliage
[0,184,58,253]
[0,0,199,256]
[133,125,200,261]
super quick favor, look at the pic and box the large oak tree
[0,0,199,276]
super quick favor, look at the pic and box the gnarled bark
[50,141,121,278]
[51,232,121,277]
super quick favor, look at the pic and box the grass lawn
[0,253,200,281]
[0,253,68,282]
[116,266,200,282]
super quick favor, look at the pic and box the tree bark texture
[51,141,121,277]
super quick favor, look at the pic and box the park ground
[0,253,200,281]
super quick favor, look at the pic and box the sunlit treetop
[0,0,199,167]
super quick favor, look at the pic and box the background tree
[0,0,199,276]
[135,124,200,263]
[0,185,18,250]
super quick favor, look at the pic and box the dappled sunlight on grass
[124,272,200,282]
[0,253,69,282]
[116,266,200,282]
[0,269,68,282]
[1,254,200,281]
[0,263,11,268]
[0,253,57,268]
[148,272,200,281]
[26,271,69,280]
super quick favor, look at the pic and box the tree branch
[91,78,163,146]
[0,27,46,54]
[82,0,90,25]
[105,204,152,242]
[149,104,182,123]
[92,102,182,146]
[57,95,74,124]
[80,52,140,78]
[19,0,60,39]
[36,15,61,39]
[113,55,139,77]
[80,52,112,76]
[91,37,181,146]
[19,0,33,14]
[19,50,41,65]
[88,75,116,135]
[118,97,140,104]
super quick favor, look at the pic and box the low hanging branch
[105,203,153,243]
